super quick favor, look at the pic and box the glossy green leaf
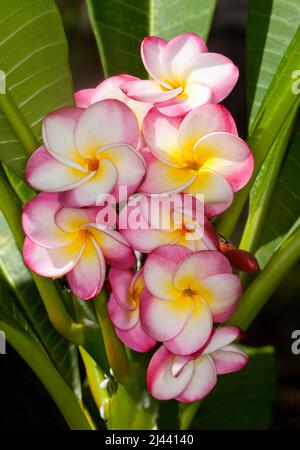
[190,346,276,430]
[217,27,300,239]
[255,125,300,268]
[247,0,300,127]
[0,211,81,399]
[0,0,74,178]
[86,0,217,77]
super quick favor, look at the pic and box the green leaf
[0,0,74,178]
[86,0,217,77]
[255,125,300,268]
[247,0,300,127]
[217,27,300,239]
[190,346,276,430]
[0,313,92,429]
[0,211,82,400]
[0,281,38,341]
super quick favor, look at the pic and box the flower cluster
[22,33,255,402]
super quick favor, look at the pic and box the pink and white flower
[75,75,152,130]
[22,192,135,300]
[121,33,238,117]
[140,245,242,355]
[147,326,248,402]
[26,99,146,207]
[119,194,218,252]
[139,105,254,216]
[108,268,156,352]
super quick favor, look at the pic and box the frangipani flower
[139,105,254,216]
[121,33,238,117]
[26,99,146,207]
[147,326,248,402]
[22,193,135,300]
[140,245,242,355]
[108,268,156,352]
[75,75,152,130]
[119,194,218,252]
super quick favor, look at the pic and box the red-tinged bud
[226,249,259,273]
[219,240,236,254]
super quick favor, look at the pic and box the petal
[89,227,135,269]
[42,108,85,165]
[119,194,180,252]
[23,236,84,278]
[55,207,100,233]
[140,289,192,341]
[202,326,243,355]
[122,227,179,253]
[156,82,212,118]
[179,104,238,154]
[89,75,153,130]
[144,245,191,300]
[60,159,117,207]
[22,193,76,249]
[26,146,89,192]
[162,33,208,84]
[116,321,157,353]
[147,345,194,401]
[193,132,254,191]
[185,169,234,217]
[187,52,239,103]
[96,144,146,199]
[74,99,139,159]
[142,108,184,167]
[67,237,105,300]
[122,78,182,103]
[141,36,169,86]
[108,267,134,310]
[195,273,242,322]
[165,297,212,355]
[91,74,139,103]
[108,293,139,331]
[175,355,217,402]
[173,250,232,291]
[139,148,195,195]
[211,345,248,374]
[74,88,94,108]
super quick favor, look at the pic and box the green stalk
[0,174,84,344]
[79,346,111,420]
[217,27,300,239]
[180,401,201,430]
[0,92,39,154]
[239,107,297,254]
[227,227,300,330]
[94,290,133,386]
[0,321,92,430]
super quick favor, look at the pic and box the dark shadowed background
[0,0,299,430]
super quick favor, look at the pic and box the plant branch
[94,290,133,386]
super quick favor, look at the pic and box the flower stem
[227,226,300,330]
[0,91,39,155]
[94,290,133,386]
